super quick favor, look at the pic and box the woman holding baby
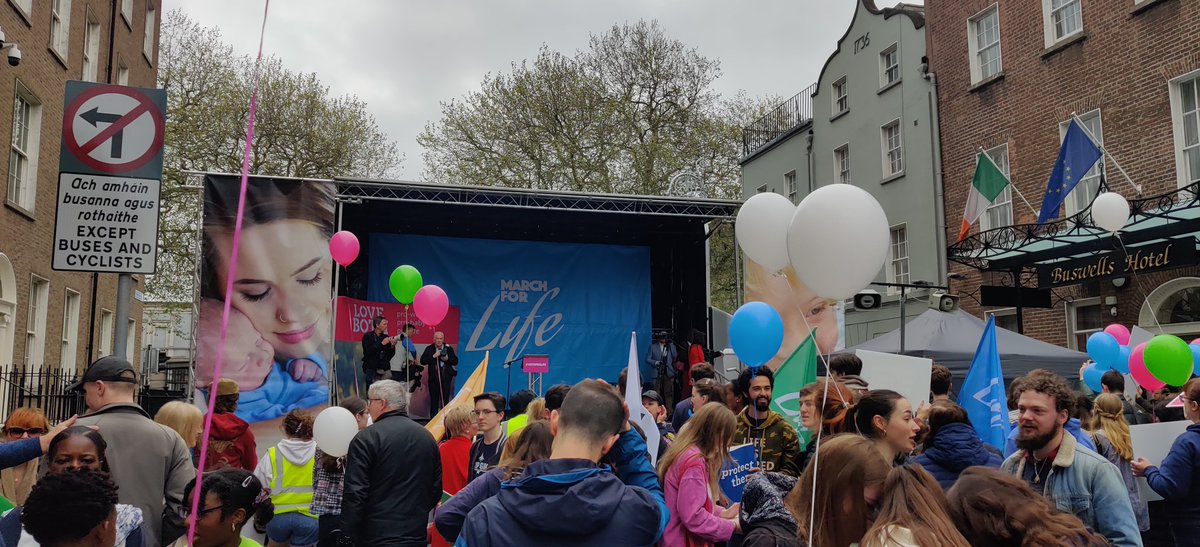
[195,178,337,424]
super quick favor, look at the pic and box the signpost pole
[113,275,132,358]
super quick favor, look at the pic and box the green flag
[769,330,818,446]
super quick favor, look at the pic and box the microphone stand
[503,357,523,399]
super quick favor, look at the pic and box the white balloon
[1091,192,1130,233]
[313,406,359,457]
[735,192,797,271]
[787,184,891,300]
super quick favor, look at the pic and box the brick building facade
[927,0,1200,350]
[0,0,161,374]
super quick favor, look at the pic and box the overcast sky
[162,0,917,179]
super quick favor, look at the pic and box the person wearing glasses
[1134,377,1200,545]
[0,426,151,545]
[171,468,275,547]
[1,407,49,505]
[310,397,369,547]
[468,393,508,482]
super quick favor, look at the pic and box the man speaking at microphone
[422,331,459,417]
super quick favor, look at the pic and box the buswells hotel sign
[1038,239,1199,288]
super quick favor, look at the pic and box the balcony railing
[742,83,817,157]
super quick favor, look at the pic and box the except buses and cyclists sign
[53,81,166,274]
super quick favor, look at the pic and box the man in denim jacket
[1001,372,1142,547]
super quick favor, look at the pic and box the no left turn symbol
[62,85,164,175]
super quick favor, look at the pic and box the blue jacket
[1001,432,1142,547]
[456,429,668,547]
[1005,417,1095,457]
[1143,422,1200,532]
[436,467,506,542]
[915,422,1003,489]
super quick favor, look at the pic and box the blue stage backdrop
[368,234,651,394]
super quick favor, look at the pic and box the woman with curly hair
[946,466,1108,546]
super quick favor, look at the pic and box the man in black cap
[72,356,195,547]
[641,390,675,459]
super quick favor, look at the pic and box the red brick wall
[928,0,1200,345]
[0,0,161,370]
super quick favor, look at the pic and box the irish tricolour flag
[958,152,1011,241]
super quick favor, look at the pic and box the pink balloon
[1192,338,1200,346]
[329,231,360,267]
[1104,324,1131,346]
[413,285,449,326]
[1130,342,1166,391]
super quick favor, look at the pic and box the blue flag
[958,315,1011,451]
[1036,119,1103,223]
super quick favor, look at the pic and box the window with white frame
[82,13,101,82]
[1171,72,1200,188]
[969,5,1002,83]
[50,0,72,60]
[24,276,48,366]
[988,309,1019,332]
[143,4,157,61]
[126,319,136,359]
[888,225,910,289]
[121,0,132,25]
[62,290,80,370]
[1043,0,1083,46]
[8,83,42,212]
[99,309,114,357]
[1059,110,1103,217]
[1067,298,1103,350]
[785,170,797,202]
[882,120,904,177]
[11,0,32,17]
[835,145,851,184]
[981,144,1014,230]
[833,77,848,115]
[117,62,130,86]
[880,45,900,86]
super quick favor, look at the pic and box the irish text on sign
[52,173,161,274]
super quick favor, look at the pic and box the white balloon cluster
[736,184,891,300]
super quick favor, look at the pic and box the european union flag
[1036,119,1103,223]
[958,315,1011,451]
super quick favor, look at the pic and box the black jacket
[361,330,395,372]
[421,344,459,378]
[341,410,441,546]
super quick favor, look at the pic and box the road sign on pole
[53,81,166,275]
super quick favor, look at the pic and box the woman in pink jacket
[659,403,740,547]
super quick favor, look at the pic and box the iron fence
[741,83,817,157]
[0,364,193,423]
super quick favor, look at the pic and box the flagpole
[976,147,1039,218]
[1070,113,1144,196]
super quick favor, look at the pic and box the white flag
[625,332,660,466]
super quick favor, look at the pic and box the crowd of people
[7,349,1200,547]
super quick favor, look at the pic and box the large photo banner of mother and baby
[196,177,653,424]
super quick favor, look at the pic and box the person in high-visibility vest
[253,410,318,547]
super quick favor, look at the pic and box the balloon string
[187,2,270,544]
[796,307,832,545]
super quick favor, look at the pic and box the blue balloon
[1114,345,1131,375]
[1191,344,1200,376]
[729,301,785,368]
[1082,363,1105,393]
[1086,332,1122,371]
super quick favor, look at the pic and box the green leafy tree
[149,10,402,305]
[420,20,774,311]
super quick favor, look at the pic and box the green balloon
[1144,334,1194,387]
[389,265,423,304]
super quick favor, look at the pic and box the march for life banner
[368,234,652,392]
[333,296,461,418]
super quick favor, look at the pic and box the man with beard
[1000,372,1142,547]
[732,368,802,477]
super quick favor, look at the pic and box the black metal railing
[741,83,817,157]
[0,364,193,423]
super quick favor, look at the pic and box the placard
[522,355,549,374]
[1130,420,1190,502]
[856,350,934,410]
[52,173,160,273]
[719,443,757,503]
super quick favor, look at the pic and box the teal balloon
[1192,344,1200,376]
[1082,363,1105,393]
[389,265,423,304]
[1144,334,1194,387]
[1086,332,1121,371]
[729,302,784,368]
[1114,345,1131,375]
